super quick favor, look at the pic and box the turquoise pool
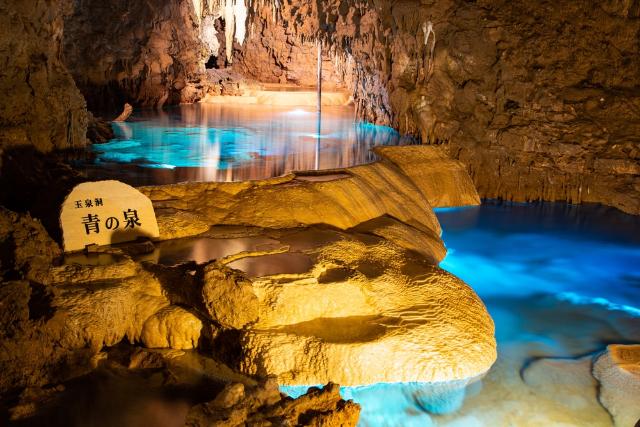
[84,104,410,185]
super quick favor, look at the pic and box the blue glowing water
[438,201,640,340]
[282,201,640,426]
[86,104,409,185]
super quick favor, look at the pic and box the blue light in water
[89,104,409,183]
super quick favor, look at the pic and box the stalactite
[224,0,235,63]
[234,0,248,44]
[422,21,436,80]
[193,0,203,22]
[202,15,220,57]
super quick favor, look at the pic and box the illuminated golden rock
[231,235,496,386]
[156,210,210,240]
[593,344,640,427]
[141,305,203,350]
[54,270,170,350]
[202,263,259,329]
[375,146,481,208]
[141,152,451,261]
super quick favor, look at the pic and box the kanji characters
[82,214,100,235]
[123,209,142,229]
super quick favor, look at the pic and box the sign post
[60,180,160,252]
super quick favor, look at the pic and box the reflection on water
[438,201,640,317]
[227,252,315,277]
[81,104,411,185]
[137,236,283,265]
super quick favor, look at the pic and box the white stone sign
[60,180,160,252]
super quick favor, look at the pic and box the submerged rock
[593,344,640,427]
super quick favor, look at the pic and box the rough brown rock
[234,0,640,214]
[0,208,61,283]
[86,112,115,144]
[185,380,360,427]
[63,0,207,111]
[0,0,87,155]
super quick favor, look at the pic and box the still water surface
[82,104,409,185]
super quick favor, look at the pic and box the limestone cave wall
[234,0,640,214]
[63,0,207,112]
[0,0,88,154]
[1,0,639,214]
[233,2,347,89]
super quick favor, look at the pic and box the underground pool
[79,103,411,186]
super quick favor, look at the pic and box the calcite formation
[375,146,481,208]
[140,306,203,350]
[237,236,497,386]
[139,151,495,388]
[140,147,472,261]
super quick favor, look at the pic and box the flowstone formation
[0,146,493,424]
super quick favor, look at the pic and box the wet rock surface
[593,345,640,427]
[139,147,460,261]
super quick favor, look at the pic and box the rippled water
[82,104,410,185]
[283,201,640,426]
